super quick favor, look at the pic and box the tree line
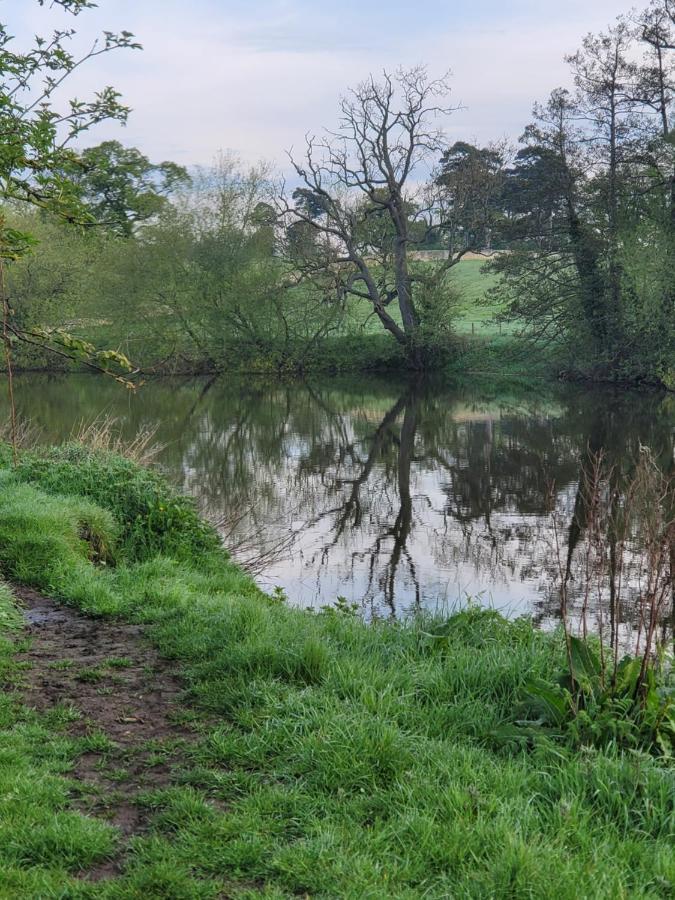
[1,0,674,385]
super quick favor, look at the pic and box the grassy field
[342,259,507,336]
[448,259,515,336]
[327,259,546,380]
[0,443,672,897]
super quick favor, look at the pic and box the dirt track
[13,586,196,879]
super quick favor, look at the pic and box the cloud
[8,0,643,168]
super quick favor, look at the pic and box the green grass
[448,258,506,334]
[340,258,507,337]
[0,445,673,897]
[332,259,557,382]
[6,443,219,562]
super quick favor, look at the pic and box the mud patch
[13,585,199,878]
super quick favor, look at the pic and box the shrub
[494,448,675,760]
[495,636,675,758]
[11,444,220,561]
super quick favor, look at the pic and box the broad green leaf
[522,678,570,727]
[569,636,602,687]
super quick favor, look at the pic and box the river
[3,373,674,629]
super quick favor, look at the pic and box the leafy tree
[291,188,328,221]
[0,3,139,241]
[4,209,102,346]
[249,201,277,254]
[492,4,675,385]
[499,145,570,248]
[434,141,505,250]
[68,141,190,236]
[79,159,339,372]
[567,20,640,349]
[636,0,675,142]
[0,0,139,455]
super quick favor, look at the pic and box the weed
[71,415,164,466]
[107,656,133,669]
[42,701,81,728]
[76,666,107,684]
[319,595,360,617]
[269,585,288,604]
[79,730,118,754]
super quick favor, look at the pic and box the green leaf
[569,636,602,686]
[521,678,570,727]
[614,656,642,696]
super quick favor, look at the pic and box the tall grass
[0,417,41,450]
[71,414,164,466]
[501,449,675,757]
[554,448,674,686]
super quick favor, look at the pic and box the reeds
[554,446,674,693]
[70,415,164,466]
[0,416,41,450]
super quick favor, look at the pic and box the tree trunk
[606,100,623,353]
[568,211,610,353]
[385,387,420,608]
[393,233,424,369]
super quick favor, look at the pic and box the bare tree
[279,67,482,369]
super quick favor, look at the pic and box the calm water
[3,373,674,624]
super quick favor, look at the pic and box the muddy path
[12,585,200,878]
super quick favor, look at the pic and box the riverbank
[9,335,670,391]
[0,444,673,897]
[7,328,557,383]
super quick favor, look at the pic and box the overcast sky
[11,0,640,170]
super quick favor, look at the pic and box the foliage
[0,5,139,246]
[489,5,675,384]
[0,0,139,440]
[495,445,675,760]
[5,214,512,372]
[66,140,190,236]
[9,444,219,561]
[2,210,104,346]
[435,141,505,250]
[497,636,675,758]
[2,4,674,384]
[57,155,343,373]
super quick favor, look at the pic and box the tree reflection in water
[4,373,674,630]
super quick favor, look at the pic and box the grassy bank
[0,444,673,897]
[9,259,559,384]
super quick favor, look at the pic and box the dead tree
[279,67,489,369]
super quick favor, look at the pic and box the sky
[9,0,642,170]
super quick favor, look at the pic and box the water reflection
[3,373,673,625]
